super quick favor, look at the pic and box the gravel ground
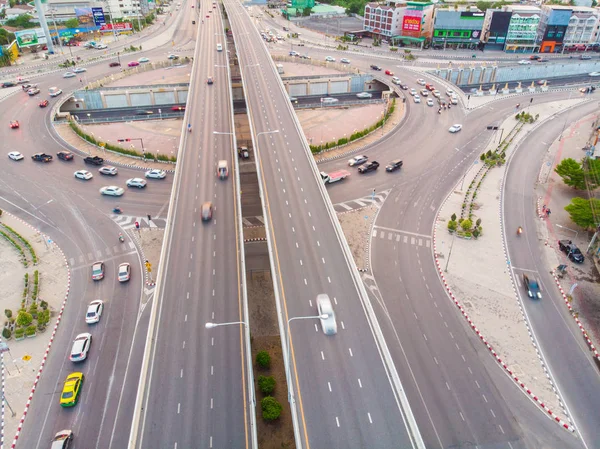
[0,213,68,443]
[338,205,378,270]
[244,227,266,240]
[134,228,165,284]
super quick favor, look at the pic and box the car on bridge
[201,202,214,221]
[417,78,426,86]
[385,69,394,76]
[325,56,336,62]
[522,274,542,299]
[63,72,76,78]
[413,95,421,103]
[73,67,87,73]
[356,92,372,99]
[316,294,337,335]
[92,261,105,280]
[207,76,214,85]
[109,62,121,67]
[340,58,351,64]
[128,61,140,67]
[118,263,131,282]
[518,60,531,65]
[348,155,368,166]
[370,64,382,71]
[358,161,379,174]
[126,178,147,188]
[60,372,84,407]
[27,87,40,96]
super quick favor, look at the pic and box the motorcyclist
[188,123,192,132]
[119,232,124,242]
[114,206,122,214]
[517,226,523,235]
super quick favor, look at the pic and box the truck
[320,170,350,184]
[84,156,104,166]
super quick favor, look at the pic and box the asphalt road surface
[132,3,251,449]
[226,1,422,448]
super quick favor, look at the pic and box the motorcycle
[119,233,124,243]
[113,207,122,214]
[517,226,523,236]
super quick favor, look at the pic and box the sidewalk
[432,98,589,425]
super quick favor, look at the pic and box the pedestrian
[542,204,547,212]
[547,209,551,217]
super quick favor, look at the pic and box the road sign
[99,142,106,147]
[22,354,31,361]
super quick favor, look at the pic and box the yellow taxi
[60,372,84,407]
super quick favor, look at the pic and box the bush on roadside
[15,328,25,339]
[258,375,276,395]
[256,351,271,369]
[261,396,283,421]
[2,328,11,339]
[25,325,36,336]
[16,310,33,327]
[4,309,12,319]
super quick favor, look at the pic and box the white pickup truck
[320,170,350,184]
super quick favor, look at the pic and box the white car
[316,294,337,335]
[340,58,351,64]
[409,88,417,96]
[63,72,76,78]
[417,78,426,86]
[100,186,124,196]
[138,57,150,63]
[432,90,441,98]
[118,263,131,282]
[74,170,93,180]
[73,67,87,73]
[126,178,147,188]
[446,89,455,97]
[85,300,104,324]
[99,166,118,176]
[449,124,463,133]
[391,77,401,85]
[413,95,421,103]
[325,56,336,62]
[8,151,24,161]
[348,155,368,166]
[145,169,166,179]
[426,98,434,107]
[95,43,107,49]
[167,54,180,59]
[356,92,372,99]
[518,60,531,65]
[588,72,600,77]
[69,333,92,362]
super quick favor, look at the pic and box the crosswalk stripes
[110,214,167,230]
[334,189,391,213]
[69,241,137,267]
[372,229,431,248]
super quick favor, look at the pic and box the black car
[84,156,104,165]
[136,110,154,115]
[57,151,74,161]
[32,153,53,162]
[1,81,16,88]
[386,160,403,172]
[522,274,542,299]
[399,84,409,90]
[109,62,121,67]
[370,64,382,71]
[558,240,584,263]
[358,161,380,174]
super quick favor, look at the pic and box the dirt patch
[337,206,377,270]
[251,335,295,449]
[134,228,165,281]
[244,226,266,241]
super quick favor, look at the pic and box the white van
[216,43,223,52]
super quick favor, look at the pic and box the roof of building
[366,3,393,10]
[505,4,541,12]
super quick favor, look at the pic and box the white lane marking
[321,351,325,360]
[459,412,465,422]
[304,279,307,285]
[180,369,183,378]
[368,413,373,424]
[358,378,362,388]
[211,398,214,409]
[482,394,488,403]
[490,409,496,418]
[300,260,303,266]
[211,366,214,375]
[348,348,353,357]
[322,258,325,264]
[340,321,345,330]
[328,382,332,392]
[336,417,340,427]
[177,403,181,414]
[182,341,185,349]
[185,315,188,322]
[327,276,331,283]
[446,382,450,390]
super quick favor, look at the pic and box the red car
[385,70,394,76]
[39,100,49,108]
[9,120,19,129]
[128,61,140,67]
[206,14,210,18]
[171,106,185,111]
[109,62,121,67]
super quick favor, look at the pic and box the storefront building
[564,6,599,50]
[432,8,484,50]
[538,5,572,53]
[481,9,512,51]
[504,5,541,53]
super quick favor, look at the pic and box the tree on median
[564,197,600,229]
[555,158,586,190]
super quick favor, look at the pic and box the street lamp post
[285,315,328,403]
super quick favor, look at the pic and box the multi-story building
[363,1,433,41]
[431,7,485,50]
[39,0,148,22]
[504,5,541,53]
[538,5,572,53]
[481,8,512,51]
[564,6,598,48]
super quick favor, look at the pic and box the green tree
[460,219,473,231]
[261,396,283,421]
[16,310,33,327]
[258,375,276,395]
[302,7,312,16]
[64,18,80,28]
[564,197,600,229]
[555,158,586,190]
[584,157,600,189]
[5,14,36,29]
[256,351,271,369]
[475,1,490,12]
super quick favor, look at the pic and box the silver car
[316,294,337,335]
[126,178,147,188]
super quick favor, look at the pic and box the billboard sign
[92,7,106,26]
[15,28,46,48]
[402,10,422,32]
[75,7,94,26]
[100,23,133,31]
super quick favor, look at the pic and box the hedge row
[0,230,27,267]
[1,223,37,263]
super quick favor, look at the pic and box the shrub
[25,325,36,336]
[2,328,11,339]
[460,219,473,231]
[258,375,276,395]
[29,302,38,319]
[15,328,25,338]
[473,228,480,239]
[256,351,271,369]
[448,220,458,231]
[16,310,33,327]
[476,218,482,227]
[4,309,12,319]
[451,213,457,222]
[261,396,283,421]
[40,300,48,310]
